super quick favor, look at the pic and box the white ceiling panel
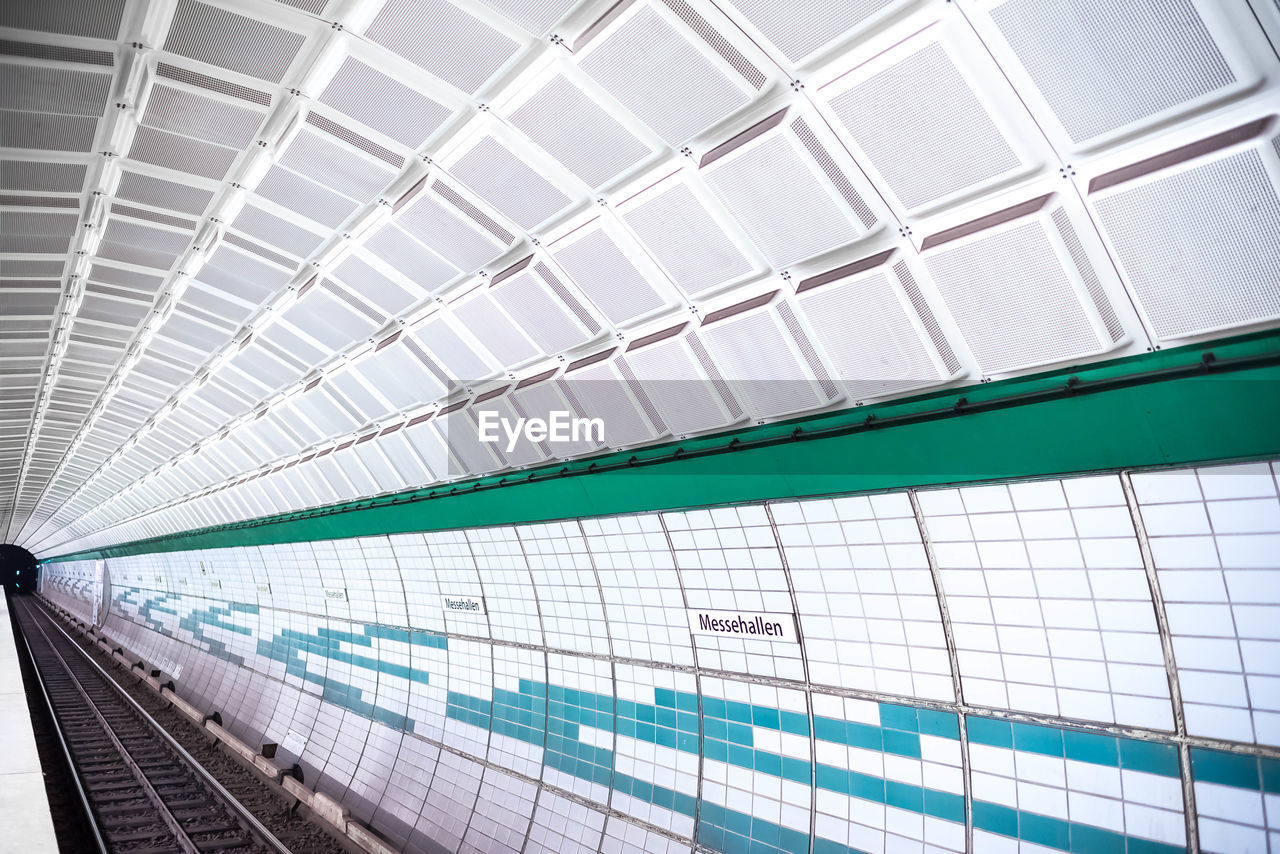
[4,0,1276,552]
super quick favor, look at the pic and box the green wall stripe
[41,329,1280,562]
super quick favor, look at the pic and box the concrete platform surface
[0,596,59,853]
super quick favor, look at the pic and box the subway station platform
[0,595,59,853]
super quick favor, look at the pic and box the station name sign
[688,609,798,643]
[442,595,486,615]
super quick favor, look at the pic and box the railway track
[12,597,293,854]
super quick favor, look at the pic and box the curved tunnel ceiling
[2,0,1279,556]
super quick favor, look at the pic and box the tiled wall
[41,461,1280,853]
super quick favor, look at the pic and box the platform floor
[0,594,60,853]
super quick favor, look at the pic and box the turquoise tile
[1261,756,1280,794]
[885,780,922,812]
[781,756,810,785]
[706,717,728,741]
[752,706,780,730]
[848,771,885,803]
[779,825,810,854]
[636,704,655,724]
[1126,837,1188,854]
[704,697,728,719]
[728,722,754,746]
[878,703,919,732]
[678,732,699,753]
[678,711,700,734]
[1020,811,1069,850]
[815,764,848,795]
[846,722,883,751]
[727,701,754,724]
[1062,730,1119,768]
[1118,739,1179,779]
[676,691,699,713]
[1012,722,1064,757]
[1191,747,1260,791]
[750,815,778,845]
[922,788,964,823]
[881,728,921,759]
[814,716,846,744]
[973,800,1018,837]
[673,791,697,817]
[917,709,960,740]
[754,749,781,776]
[656,707,677,728]
[813,839,852,854]
[654,688,676,707]
[780,710,810,736]
[1067,822,1125,854]
[968,716,1013,748]
[706,739,728,763]
[728,743,755,769]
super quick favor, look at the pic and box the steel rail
[15,612,110,854]
[18,598,294,854]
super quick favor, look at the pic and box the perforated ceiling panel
[1,0,1276,562]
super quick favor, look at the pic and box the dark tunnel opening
[0,544,38,594]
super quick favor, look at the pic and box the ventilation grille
[0,195,80,208]
[718,0,894,64]
[827,42,1021,211]
[231,204,323,258]
[622,180,753,296]
[431,180,514,244]
[705,131,863,268]
[402,337,451,386]
[88,264,163,291]
[156,62,271,106]
[275,0,327,14]
[0,111,97,152]
[551,226,664,325]
[688,333,742,419]
[364,0,521,95]
[305,111,405,168]
[164,0,304,84]
[777,301,837,398]
[1051,208,1124,343]
[223,231,296,269]
[894,260,960,375]
[1094,148,1280,340]
[989,0,1234,144]
[4,259,65,277]
[319,58,451,149]
[661,0,765,89]
[1,160,87,192]
[320,280,382,323]
[128,126,239,180]
[791,117,875,229]
[578,5,751,145]
[615,359,667,432]
[110,203,197,230]
[0,0,125,41]
[508,74,652,189]
[0,39,114,66]
[535,261,601,335]
[116,170,213,215]
[449,136,572,231]
[925,219,1100,373]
